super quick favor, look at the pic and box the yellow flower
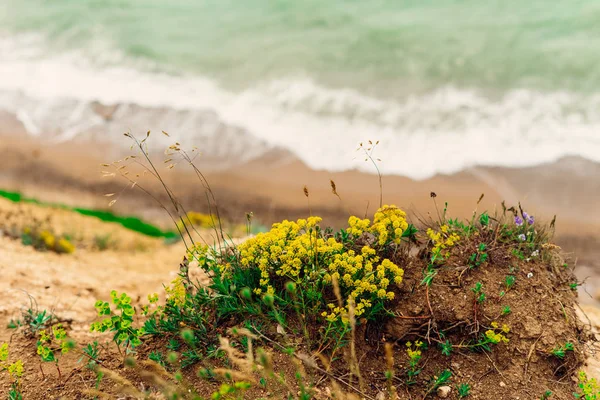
[7,360,24,378]
[427,225,460,260]
[0,343,8,362]
[56,238,75,254]
[165,277,186,306]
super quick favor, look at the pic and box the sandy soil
[0,236,184,341]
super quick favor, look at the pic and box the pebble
[437,386,451,398]
[500,381,506,387]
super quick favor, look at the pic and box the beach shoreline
[1,131,599,231]
[4,129,600,302]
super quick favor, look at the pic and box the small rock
[376,391,386,400]
[437,386,451,398]
[499,381,506,387]
[521,315,543,337]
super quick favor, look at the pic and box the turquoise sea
[1,0,599,178]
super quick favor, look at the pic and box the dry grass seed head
[96,367,144,397]
[219,337,255,374]
[213,368,255,383]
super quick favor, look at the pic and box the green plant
[457,382,471,398]
[574,371,600,399]
[23,307,54,335]
[177,207,408,355]
[471,282,486,304]
[1,343,24,400]
[79,341,101,370]
[502,305,512,315]
[439,340,452,357]
[505,275,516,290]
[479,212,490,226]
[211,382,253,400]
[468,243,489,269]
[512,248,526,260]
[541,390,552,399]
[149,351,166,366]
[90,291,144,352]
[424,369,452,397]
[93,234,115,251]
[405,341,424,385]
[167,338,181,351]
[460,322,510,352]
[421,266,438,287]
[36,324,75,380]
[7,319,21,329]
[551,342,574,359]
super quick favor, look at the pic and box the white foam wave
[1,34,600,179]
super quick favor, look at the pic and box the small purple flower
[518,234,526,241]
[515,215,524,226]
[522,211,534,224]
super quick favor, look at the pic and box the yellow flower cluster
[406,340,424,363]
[165,277,187,306]
[6,359,23,378]
[178,211,216,231]
[426,224,460,258]
[0,343,24,379]
[40,230,55,248]
[347,216,370,236]
[38,229,75,254]
[0,343,7,362]
[370,205,409,245]
[238,215,404,322]
[485,321,510,344]
[187,244,213,269]
[348,205,409,245]
[56,238,75,254]
[240,217,339,294]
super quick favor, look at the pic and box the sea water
[0,0,599,178]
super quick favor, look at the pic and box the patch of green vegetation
[457,383,471,398]
[73,208,176,238]
[575,371,600,399]
[0,188,177,239]
[0,343,24,400]
[551,342,574,359]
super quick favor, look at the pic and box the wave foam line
[1,36,600,179]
